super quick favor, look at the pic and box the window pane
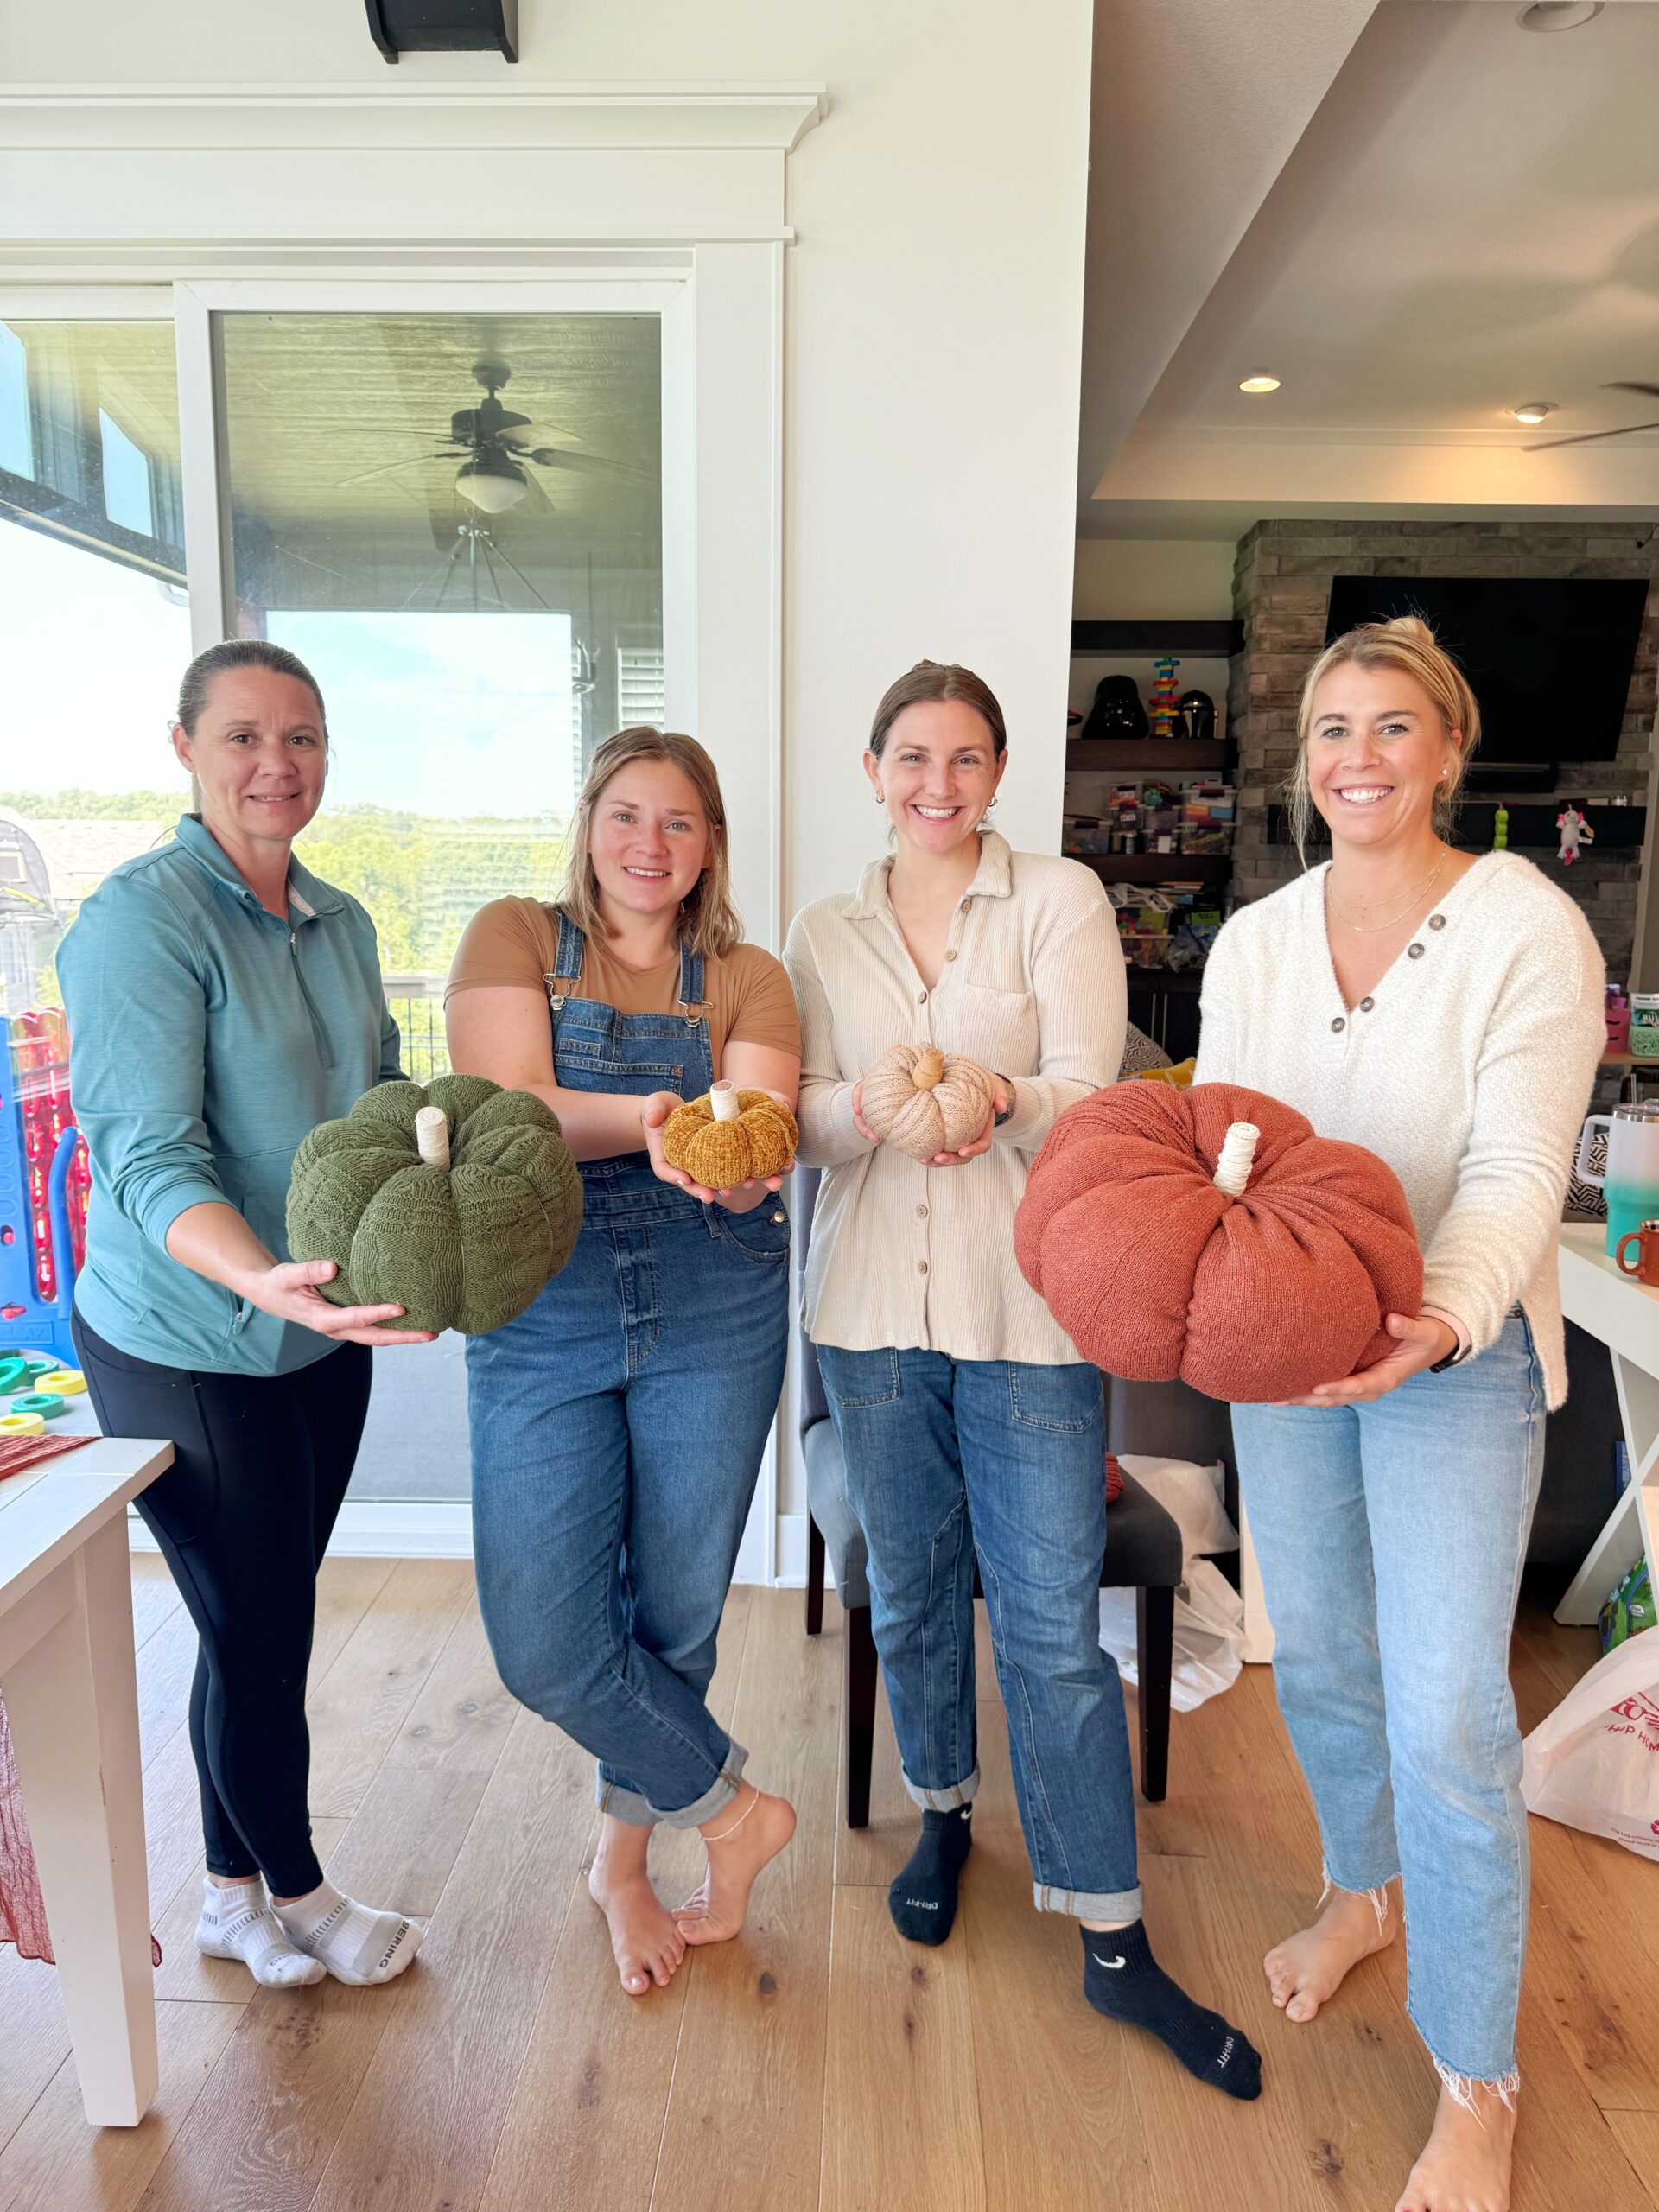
[218,309,664,1503]
[0,318,188,1338]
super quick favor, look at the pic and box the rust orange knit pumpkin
[662,1083,798,1187]
[1014,1082,1423,1403]
[861,1044,998,1160]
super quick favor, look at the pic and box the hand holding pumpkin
[662,1082,799,1200]
[1276,1310,1458,1408]
[858,1045,1007,1165]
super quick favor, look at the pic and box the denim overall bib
[465,912,789,1827]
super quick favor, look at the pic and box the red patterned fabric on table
[1015,1081,1422,1405]
[0,1430,164,1965]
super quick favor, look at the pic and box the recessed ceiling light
[1511,401,1557,425]
[1238,374,1281,395]
[1517,3,1604,30]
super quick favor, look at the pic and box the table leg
[1,1518,158,2126]
[1556,1349,1659,1627]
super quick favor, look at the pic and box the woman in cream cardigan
[786,660,1260,2101]
[1196,616,1604,2212]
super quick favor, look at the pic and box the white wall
[2,0,1096,914]
[1071,538,1236,621]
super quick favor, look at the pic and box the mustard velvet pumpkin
[662,1083,798,1187]
[861,1044,998,1160]
[286,1075,583,1336]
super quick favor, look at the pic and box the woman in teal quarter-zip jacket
[55,640,431,1998]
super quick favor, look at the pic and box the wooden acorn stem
[1212,1121,1260,1198]
[709,1079,742,1122]
[415,1105,452,1170]
[912,1047,946,1092]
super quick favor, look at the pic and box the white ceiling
[1081,0,1659,538]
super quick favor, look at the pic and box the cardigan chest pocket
[957,983,1038,1077]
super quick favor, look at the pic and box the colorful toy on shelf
[1014,1080,1423,1403]
[1492,804,1510,852]
[1147,656,1182,741]
[1557,804,1594,866]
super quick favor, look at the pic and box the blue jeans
[467,1169,789,1827]
[1230,1314,1546,2087]
[816,1346,1141,1921]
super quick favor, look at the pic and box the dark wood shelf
[1067,738,1233,772]
[1265,800,1645,850]
[1125,967,1205,995]
[1071,619,1243,657]
[1079,852,1230,886]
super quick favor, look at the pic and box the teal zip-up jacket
[57,814,402,1376]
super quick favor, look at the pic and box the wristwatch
[993,1078,1014,1128]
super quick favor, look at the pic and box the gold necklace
[1325,850,1448,934]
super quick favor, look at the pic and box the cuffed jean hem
[1033,1881,1144,1921]
[594,1740,749,1830]
[900,1764,981,1814]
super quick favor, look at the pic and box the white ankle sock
[196,1877,326,1989]
[271,1878,422,1986]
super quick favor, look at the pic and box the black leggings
[73,1313,372,1897]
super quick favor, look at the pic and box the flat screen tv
[1324,575,1649,784]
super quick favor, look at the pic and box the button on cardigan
[785,831,1126,1363]
[1193,852,1605,1408]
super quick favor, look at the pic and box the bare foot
[673,1783,797,1946]
[1264,1880,1400,2024]
[1395,2080,1516,2212]
[588,1853,686,1997]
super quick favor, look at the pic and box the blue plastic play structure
[0,1098,82,1369]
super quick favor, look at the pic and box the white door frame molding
[3,86,816,1577]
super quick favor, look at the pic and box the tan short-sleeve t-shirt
[445,897,799,1072]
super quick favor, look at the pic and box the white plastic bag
[1099,1561,1245,1713]
[1116,1454,1238,1563]
[1521,1634,1659,1861]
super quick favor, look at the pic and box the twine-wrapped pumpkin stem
[912,1047,946,1092]
[415,1106,451,1172]
[1213,1122,1261,1199]
[709,1080,741,1123]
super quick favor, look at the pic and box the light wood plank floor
[0,1560,1651,2212]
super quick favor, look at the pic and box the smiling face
[1304,662,1462,852]
[586,756,714,935]
[169,668,327,854]
[866,698,1007,857]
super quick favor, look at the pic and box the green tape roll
[10,1393,66,1419]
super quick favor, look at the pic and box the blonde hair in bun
[1287,613,1481,857]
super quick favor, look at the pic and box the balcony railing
[382,976,451,1085]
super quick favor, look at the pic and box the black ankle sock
[1082,1923,1262,2101]
[888,1808,974,1945]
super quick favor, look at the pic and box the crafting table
[0,1435,172,2126]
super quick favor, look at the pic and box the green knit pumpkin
[286,1075,583,1336]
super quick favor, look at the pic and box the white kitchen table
[1554,1221,1659,1625]
[1237,1225,1659,1662]
[0,1434,172,2126]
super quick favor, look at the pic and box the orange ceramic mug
[1616,1219,1659,1287]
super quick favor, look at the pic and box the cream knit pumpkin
[861,1043,998,1160]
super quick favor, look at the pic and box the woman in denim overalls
[447,729,800,1998]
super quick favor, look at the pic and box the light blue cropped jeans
[1230,1313,1546,2094]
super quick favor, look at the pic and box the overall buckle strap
[546,910,586,1012]
[678,940,706,1027]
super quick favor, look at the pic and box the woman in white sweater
[1196,616,1604,2212]
[788,660,1261,2102]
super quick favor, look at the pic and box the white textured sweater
[787,832,1126,1363]
[1194,852,1605,1408]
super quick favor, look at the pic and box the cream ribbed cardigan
[785,831,1126,1363]
[1194,852,1605,1408]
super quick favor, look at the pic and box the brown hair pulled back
[868,660,1007,759]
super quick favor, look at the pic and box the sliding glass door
[3,285,677,1522]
